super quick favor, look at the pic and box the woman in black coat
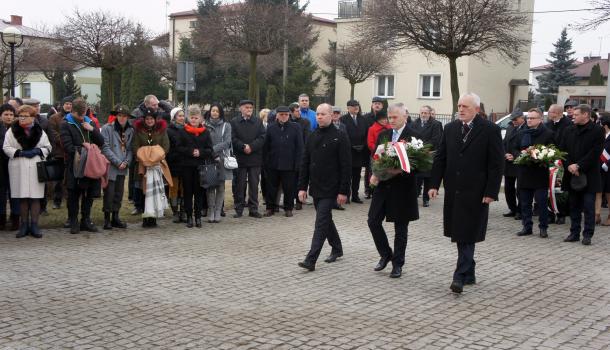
[597,113,610,226]
[0,104,20,231]
[167,107,186,223]
[177,106,214,228]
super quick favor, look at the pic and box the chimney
[10,15,22,26]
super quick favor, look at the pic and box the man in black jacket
[231,99,266,218]
[298,103,351,271]
[263,106,304,217]
[503,109,526,219]
[560,104,604,245]
[411,105,443,207]
[545,104,572,225]
[341,99,372,203]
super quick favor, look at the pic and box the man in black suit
[429,93,504,293]
[545,104,572,225]
[341,100,372,203]
[368,103,420,278]
[297,103,352,271]
[502,109,525,219]
[411,105,443,207]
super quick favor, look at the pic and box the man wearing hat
[230,99,266,218]
[362,97,386,198]
[47,96,73,210]
[262,106,304,217]
[502,108,526,219]
[100,105,134,230]
[331,106,347,133]
[341,99,372,203]
[564,99,578,120]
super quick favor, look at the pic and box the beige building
[168,10,337,97]
[334,0,534,116]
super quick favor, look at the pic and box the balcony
[338,0,362,19]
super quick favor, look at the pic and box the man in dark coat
[231,99,266,218]
[429,93,504,293]
[290,102,311,210]
[340,99,372,203]
[297,103,351,271]
[47,96,73,210]
[362,97,385,198]
[512,109,555,238]
[263,106,304,217]
[368,103,421,279]
[560,104,604,245]
[411,105,443,207]
[502,109,526,219]
[545,103,572,224]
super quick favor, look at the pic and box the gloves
[20,148,42,158]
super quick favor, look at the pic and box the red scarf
[185,123,205,136]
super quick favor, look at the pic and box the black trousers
[68,186,96,222]
[182,166,203,218]
[416,176,432,201]
[454,243,476,283]
[305,197,343,264]
[520,188,549,231]
[265,168,296,211]
[368,202,409,267]
[504,175,519,213]
[52,160,65,205]
[350,166,362,200]
[364,163,372,196]
[103,175,126,213]
[569,191,596,239]
[235,166,261,213]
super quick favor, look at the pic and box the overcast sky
[4,0,610,67]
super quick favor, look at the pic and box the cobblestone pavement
[1,192,609,350]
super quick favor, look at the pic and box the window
[376,75,395,98]
[189,21,198,28]
[21,83,31,98]
[419,74,441,98]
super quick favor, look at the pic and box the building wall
[309,21,337,96]
[558,85,607,109]
[14,67,102,105]
[169,14,198,59]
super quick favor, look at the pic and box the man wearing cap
[289,102,310,210]
[502,108,526,219]
[411,105,443,207]
[231,99,266,218]
[331,106,347,133]
[262,106,304,217]
[100,105,134,230]
[48,96,73,209]
[341,99,372,203]
[298,93,317,131]
[564,99,578,120]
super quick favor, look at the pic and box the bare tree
[576,0,610,30]
[323,40,393,100]
[360,0,528,114]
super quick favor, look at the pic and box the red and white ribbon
[600,149,610,172]
[392,141,411,173]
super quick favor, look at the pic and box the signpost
[176,61,195,106]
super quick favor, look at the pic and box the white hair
[460,92,481,107]
[388,103,408,116]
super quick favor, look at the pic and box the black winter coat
[503,123,526,177]
[431,115,504,243]
[545,116,572,148]
[291,117,311,144]
[410,117,443,177]
[514,125,555,189]
[340,113,372,167]
[177,128,214,168]
[230,115,266,168]
[369,127,420,223]
[0,123,8,188]
[166,122,184,176]
[60,116,105,191]
[263,121,304,171]
[560,121,605,193]
[298,125,351,199]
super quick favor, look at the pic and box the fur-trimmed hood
[11,122,43,150]
[134,118,167,134]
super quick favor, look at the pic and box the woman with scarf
[167,107,186,223]
[204,103,232,223]
[178,105,214,228]
[513,108,554,238]
[3,105,52,238]
[133,109,170,228]
[0,103,20,231]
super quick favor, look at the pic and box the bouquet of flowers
[371,137,434,181]
[513,144,566,167]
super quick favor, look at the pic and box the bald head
[548,104,563,122]
[316,103,333,128]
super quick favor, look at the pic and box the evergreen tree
[284,52,320,104]
[537,28,577,96]
[65,71,81,97]
[197,0,221,16]
[50,70,67,102]
[320,41,337,105]
[589,63,604,85]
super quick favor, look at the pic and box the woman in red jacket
[367,111,390,154]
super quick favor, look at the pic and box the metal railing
[338,0,362,19]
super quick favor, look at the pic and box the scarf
[185,123,205,136]
[21,123,34,136]
[207,118,223,127]
[520,125,544,148]
[143,165,168,218]
[172,121,185,129]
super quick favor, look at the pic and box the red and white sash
[392,142,411,173]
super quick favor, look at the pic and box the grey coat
[101,121,134,181]
[205,119,233,181]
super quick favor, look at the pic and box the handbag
[198,162,220,189]
[36,158,64,182]
[221,123,238,170]
[570,173,587,191]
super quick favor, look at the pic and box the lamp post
[1,26,24,98]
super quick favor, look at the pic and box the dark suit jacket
[369,127,420,223]
[431,115,504,243]
[263,121,304,171]
[560,121,605,193]
[411,117,443,177]
[340,113,372,167]
[513,125,555,189]
[503,122,525,177]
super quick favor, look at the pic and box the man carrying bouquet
[512,108,555,238]
[429,93,504,294]
[368,103,422,278]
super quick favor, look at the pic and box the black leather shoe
[249,211,263,218]
[103,212,112,230]
[30,223,42,238]
[324,252,343,263]
[295,202,303,210]
[186,217,193,228]
[298,261,315,271]
[374,255,392,271]
[233,212,243,218]
[352,198,363,204]
[70,220,80,234]
[80,219,98,233]
[264,209,274,217]
[555,217,565,225]
[582,237,592,245]
[450,280,464,293]
[16,223,29,238]
[564,234,580,242]
[389,265,402,278]
[514,213,522,220]
[333,205,345,210]
[423,200,430,207]
[503,211,516,217]
[516,229,533,236]
[195,217,202,228]
[285,210,293,217]
[539,228,548,238]
[464,277,476,285]
[111,212,127,229]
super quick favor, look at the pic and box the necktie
[392,130,399,143]
[462,123,471,140]
[353,116,358,126]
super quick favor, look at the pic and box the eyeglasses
[18,114,33,118]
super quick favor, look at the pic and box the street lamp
[1,26,24,98]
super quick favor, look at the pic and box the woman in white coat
[2,105,52,238]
